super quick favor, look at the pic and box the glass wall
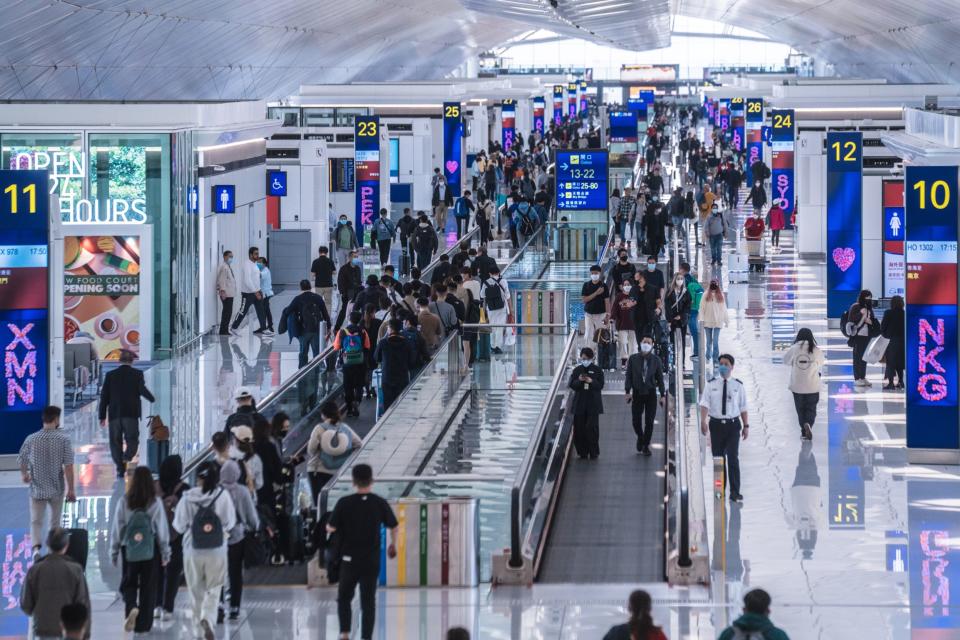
[1,133,83,203]
[88,133,172,352]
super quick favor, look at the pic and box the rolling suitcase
[65,527,88,569]
[476,332,491,362]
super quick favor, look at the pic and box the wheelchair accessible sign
[266,170,287,197]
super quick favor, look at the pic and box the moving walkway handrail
[508,328,578,568]
[673,327,692,568]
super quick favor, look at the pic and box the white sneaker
[854,379,867,387]
[864,379,873,387]
[124,607,139,632]
[154,606,162,619]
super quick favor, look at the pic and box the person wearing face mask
[744,208,766,272]
[625,335,666,456]
[412,214,439,270]
[432,173,454,233]
[610,278,637,368]
[699,354,750,502]
[665,273,691,346]
[216,251,238,335]
[581,265,610,353]
[705,204,728,267]
[257,257,274,333]
[334,215,359,269]
[643,256,664,296]
[845,289,879,387]
[743,179,767,218]
[644,198,666,258]
[699,280,728,367]
[767,198,786,252]
[610,251,636,301]
[335,250,363,332]
[630,272,659,343]
[568,348,605,459]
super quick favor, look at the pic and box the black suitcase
[285,514,306,563]
[65,528,88,569]
[399,250,411,277]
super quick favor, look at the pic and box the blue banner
[905,165,959,451]
[579,80,588,115]
[908,480,960,632]
[745,98,764,185]
[442,102,462,198]
[826,131,862,317]
[770,109,795,220]
[501,100,516,153]
[533,97,546,137]
[567,83,577,118]
[719,99,730,131]
[609,111,639,143]
[266,170,287,197]
[0,170,49,455]
[827,376,865,530]
[555,150,608,211]
[553,85,564,125]
[730,97,745,152]
[354,115,380,230]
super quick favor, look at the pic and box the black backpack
[518,208,536,236]
[301,297,322,333]
[415,225,434,249]
[191,489,225,550]
[447,295,466,322]
[484,277,506,311]
[466,289,482,323]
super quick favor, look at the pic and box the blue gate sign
[555,150,609,211]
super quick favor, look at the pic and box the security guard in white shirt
[699,353,749,502]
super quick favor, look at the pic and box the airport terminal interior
[3,1,960,639]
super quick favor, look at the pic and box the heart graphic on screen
[832,247,856,272]
[445,160,459,174]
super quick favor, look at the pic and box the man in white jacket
[230,247,271,336]
[216,251,238,335]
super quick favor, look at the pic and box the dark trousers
[852,336,870,380]
[771,229,781,246]
[885,364,905,386]
[572,413,600,457]
[631,391,659,447]
[156,537,183,613]
[510,226,519,248]
[792,392,819,431]
[121,549,157,632]
[262,295,274,331]
[218,297,234,334]
[377,239,391,265]
[416,249,432,270]
[478,218,491,245]
[298,333,321,367]
[455,217,469,239]
[232,292,266,331]
[343,364,367,411]
[334,288,358,332]
[226,541,245,610]
[709,418,742,496]
[109,417,140,474]
[382,382,405,411]
[309,472,333,504]
[337,561,379,638]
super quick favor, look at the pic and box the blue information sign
[188,185,199,214]
[0,170,49,456]
[826,131,863,318]
[266,170,287,197]
[905,165,959,452]
[553,85,564,125]
[555,150,608,211]
[908,480,960,630]
[442,102,462,197]
[354,115,381,229]
[770,109,795,220]
[212,184,236,214]
[608,111,638,143]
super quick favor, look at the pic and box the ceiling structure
[1,0,959,101]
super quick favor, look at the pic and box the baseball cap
[230,425,253,443]
[234,386,255,401]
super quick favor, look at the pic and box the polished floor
[6,205,952,638]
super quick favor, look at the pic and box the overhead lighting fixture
[197,138,265,152]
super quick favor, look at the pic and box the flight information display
[0,170,49,456]
[555,150,608,211]
[608,111,638,143]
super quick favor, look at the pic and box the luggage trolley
[744,228,766,273]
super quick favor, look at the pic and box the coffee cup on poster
[96,313,121,340]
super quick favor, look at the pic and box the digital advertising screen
[329,158,355,193]
[826,131,862,318]
[64,235,142,360]
[730,97,745,151]
[908,480,960,634]
[555,150,609,212]
[500,100,516,152]
[827,378,865,530]
[745,98,764,184]
[567,83,577,118]
[770,109,795,218]
[0,170,49,456]
[718,99,730,131]
[354,115,381,229]
[579,80,588,115]
[553,85,564,125]
[620,64,677,83]
[442,102,462,198]
[608,111,639,143]
[905,165,959,451]
[883,179,905,298]
[533,97,545,136]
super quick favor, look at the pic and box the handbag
[148,415,169,441]
[243,531,269,568]
[863,335,890,365]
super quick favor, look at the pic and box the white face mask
[640,343,653,354]
[623,285,632,294]
[590,274,600,282]
[580,358,592,367]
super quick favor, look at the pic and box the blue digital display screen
[908,480,960,631]
[212,184,236,214]
[0,170,49,456]
[905,165,959,450]
[266,170,287,197]
[608,111,638,143]
[555,150,608,211]
[825,132,862,317]
[442,102,462,198]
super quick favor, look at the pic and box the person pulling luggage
[568,347,605,459]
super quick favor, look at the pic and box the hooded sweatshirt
[219,460,260,545]
[718,613,791,640]
[783,341,825,395]
[172,485,237,556]
[110,495,172,565]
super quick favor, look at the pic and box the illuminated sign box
[266,170,287,197]
[212,185,235,214]
[555,150,609,211]
[620,64,678,83]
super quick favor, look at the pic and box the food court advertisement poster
[63,235,142,360]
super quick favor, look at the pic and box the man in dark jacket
[21,528,91,639]
[98,350,155,477]
[718,589,791,640]
[225,387,263,433]
[396,208,418,260]
[609,250,636,300]
[430,254,452,287]
[473,246,497,282]
[280,279,332,366]
[568,347,605,459]
[352,275,389,315]
[335,250,363,331]
[625,335,666,456]
[412,216,439,270]
[374,320,414,410]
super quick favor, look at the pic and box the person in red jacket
[767,199,786,251]
[744,209,765,241]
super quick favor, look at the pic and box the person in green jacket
[718,589,790,640]
[680,262,704,359]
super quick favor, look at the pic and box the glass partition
[1,132,84,207]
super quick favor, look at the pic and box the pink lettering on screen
[921,530,950,617]
[918,318,948,402]
[5,323,36,407]
[2,531,32,610]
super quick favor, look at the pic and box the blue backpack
[318,425,355,470]
[454,198,469,219]
[124,508,156,562]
